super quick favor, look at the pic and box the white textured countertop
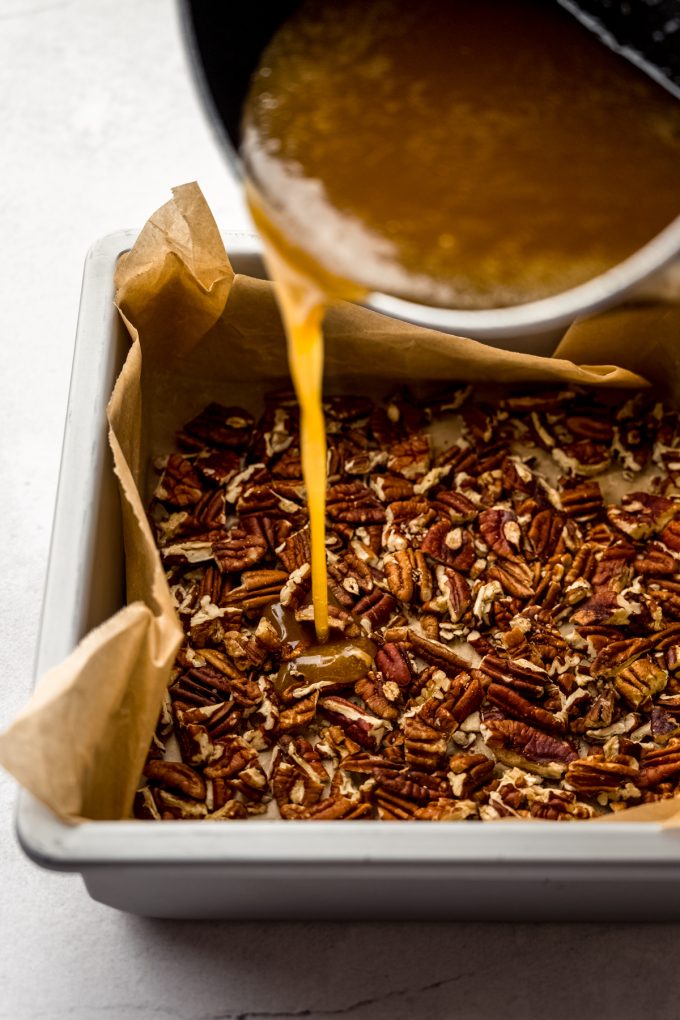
[1,2,679,1018]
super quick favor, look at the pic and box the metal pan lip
[15,227,680,875]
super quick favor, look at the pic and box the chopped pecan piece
[607,492,676,540]
[154,454,204,507]
[560,480,604,520]
[319,696,392,751]
[402,716,448,770]
[485,720,577,777]
[177,403,254,451]
[448,752,495,797]
[355,672,400,720]
[212,519,268,572]
[614,657,668,709]
[326,482,385,523]
[387,433,431,479]
[564,755,640,801]
[479,508,522,560]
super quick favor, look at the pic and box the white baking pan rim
[15,229,680,876]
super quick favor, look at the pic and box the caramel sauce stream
[247,183,366,643]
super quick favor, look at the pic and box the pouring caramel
[248,185,367,641]
[243,0,680,640]
[263,601,376,694]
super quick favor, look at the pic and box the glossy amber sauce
[248,183,366,642]
[264,601,376,692]
[243,0,680,641]
[244,0,680,309]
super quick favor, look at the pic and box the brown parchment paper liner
[2,181,680,825]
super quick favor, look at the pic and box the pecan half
[327,482,386,523]
[375,642,413,687]
[560,481,604,520]
[479,508,522,560]
[355,672,400,720]
[143,760,206,801]
[384,549,416,602]
[485,719,577,777]
[406,630,470,672]
[639,741,680,788]
[487,683,563,733]
[402,717,448,770]
[212,519,268,572]
[564,755,639,800]
[479,654,548,699]
[421,521,474,571]
[354,589,397,629]
[614,657,668,709]
[488,559,534,599]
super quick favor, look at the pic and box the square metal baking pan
[16,230,680,920]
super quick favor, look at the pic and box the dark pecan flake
[177,403,254,451]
